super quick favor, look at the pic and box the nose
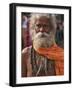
[39,27,44,32]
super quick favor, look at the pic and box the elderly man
[21,13,64,77]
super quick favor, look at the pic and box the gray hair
[29,13,57,41]
[29,13,57,31]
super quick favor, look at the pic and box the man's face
[35,16,50,33]
[33,16,55,49]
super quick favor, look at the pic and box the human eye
[43,25,49,29]
[36,24,41,28]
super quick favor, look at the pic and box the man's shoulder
[22,46,32,63]
[22,45,32,55]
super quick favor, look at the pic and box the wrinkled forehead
[35,16,50,24]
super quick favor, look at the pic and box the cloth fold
[33,44,64,75]
[34,44,64,61]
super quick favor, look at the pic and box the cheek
[35,28,40,33]
[45,29,50,33]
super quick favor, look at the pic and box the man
[21,13,64,77]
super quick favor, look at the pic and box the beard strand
[33,32,54,49]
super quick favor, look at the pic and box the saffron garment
[34,44,64,75]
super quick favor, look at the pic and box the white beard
[33,32,55,50]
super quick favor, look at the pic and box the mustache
[33,32,55,48]
[34,32,50,39]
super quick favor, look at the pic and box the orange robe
[34,45,64,75]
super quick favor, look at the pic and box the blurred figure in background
[22,14,31,49]
[55,15,64,48]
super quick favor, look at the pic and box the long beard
[32,32,55,76]
[33,32,55,50]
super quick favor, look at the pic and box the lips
[40,34,46,38]
[37,33,47,38]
